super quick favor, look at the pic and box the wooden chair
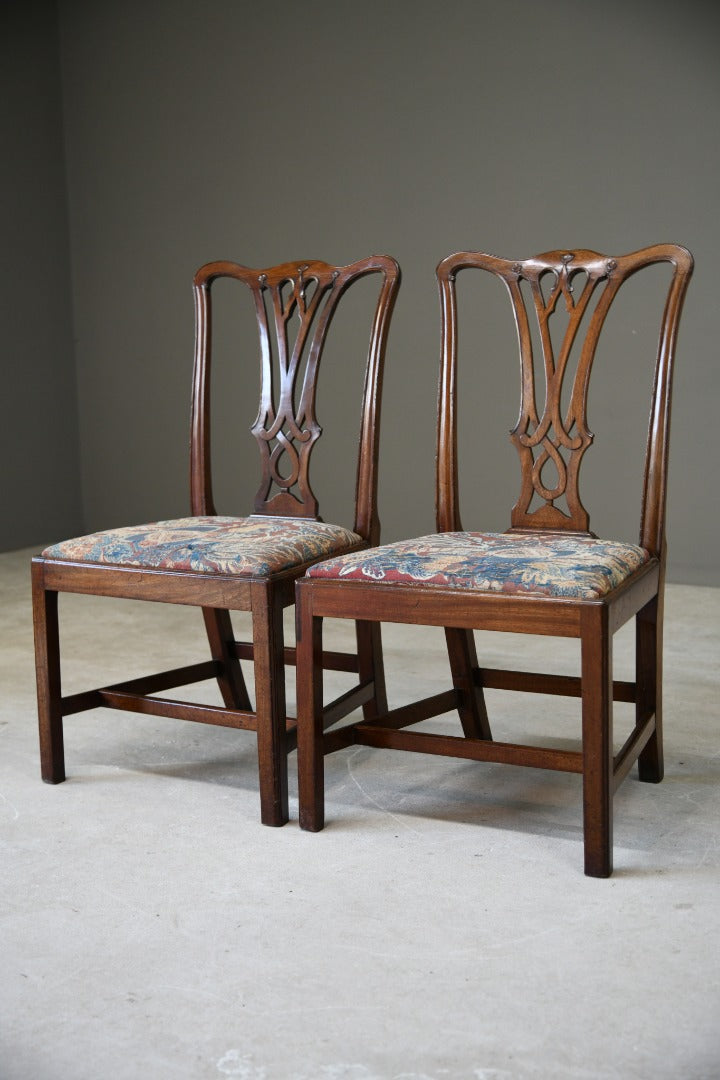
[296,244,693,876]
[32,255,400,825]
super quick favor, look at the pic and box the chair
[32,255,400,825]
[296,244,693,876]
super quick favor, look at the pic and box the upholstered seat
[306,531,651,600]
[44,516,363,578]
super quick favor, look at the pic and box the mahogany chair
[32,255,400,826]
[296,244,693,876]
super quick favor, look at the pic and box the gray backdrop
[3,0,718,584]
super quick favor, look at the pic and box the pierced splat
[501,250,627,532]
[191,256,400,532]
[250,263,343,517]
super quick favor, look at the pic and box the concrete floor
[1,546,719,1080]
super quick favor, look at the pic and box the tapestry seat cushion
[305,531,652,600]
[42,516,364,578]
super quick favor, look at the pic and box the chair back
[191,256,400,543]
[436,246,693,556]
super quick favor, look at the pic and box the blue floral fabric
[306,531,651,599]
[43,516,364,577]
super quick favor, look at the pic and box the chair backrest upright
[190,256,400,543]
[436,245,693,556]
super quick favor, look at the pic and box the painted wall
[1,0,82,551]
[6,1,719,584]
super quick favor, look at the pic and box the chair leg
[31,564,65,784]
[297,590,325,832]
[202,607,252,711]
[445,627,492,740]
[356,620,388,721]
[251,584,289,827]
[580,606,613,877]
[636,595,664,783]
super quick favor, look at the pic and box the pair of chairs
[32,244,693,876]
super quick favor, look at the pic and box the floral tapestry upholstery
[43,516,364,578]
[305,531,652,600]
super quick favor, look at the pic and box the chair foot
[42,771,66,785]
[299,811,324,832]
[256,732,290,828]
[638,739,664,784]
[260,802,289,828]
[297,748,325,831]
[584,842,613,878]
